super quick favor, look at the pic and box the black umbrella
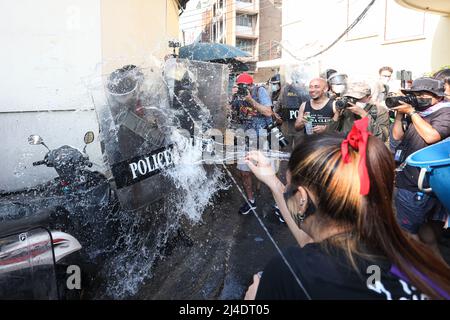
[179,43,250,72]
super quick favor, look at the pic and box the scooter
[0,131,116,299]
[0,215,82,299]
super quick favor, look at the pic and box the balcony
[235,0,258,14]
[235,26,258,38]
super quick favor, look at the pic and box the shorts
[395,188,449,234]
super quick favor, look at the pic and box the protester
[391,77,450,253]
[230,72,273,215]
[328,82,389,142]
[294,78,335,135]
[243,118,450,299]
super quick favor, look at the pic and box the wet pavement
[134,165,296,299]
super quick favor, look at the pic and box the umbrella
[210,58,249,72]
[179,42,251,61]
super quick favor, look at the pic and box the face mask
[356,102,367,109]
[332,84,346,94]
[415,98,432,110]
[380,77,390,85]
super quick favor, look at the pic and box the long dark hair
[287,133,450,299]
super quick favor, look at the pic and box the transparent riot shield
[89,59,229,212]
[0,228,58,299]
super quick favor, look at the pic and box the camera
[266,122,289,148]
[335,96,358,110]
[385,94,432,110]
[168,40,181,48]
[237,83,250,98]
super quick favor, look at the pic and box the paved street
[134,165,297,299]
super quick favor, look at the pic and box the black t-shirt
[303,98,334,128]
[255,244,427,300]
[395,107,450,191]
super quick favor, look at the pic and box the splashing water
[164,130,230,223]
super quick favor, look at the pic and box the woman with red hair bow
[244,118,450,300]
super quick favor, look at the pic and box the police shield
[89,59,229,212]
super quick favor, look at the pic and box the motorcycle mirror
[28,135,43,145]
[28,134,50,151]
[84,131,95,145]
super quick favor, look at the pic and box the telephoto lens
[385,95,415,109]
[383,94,434,109]
[267,123,289,148]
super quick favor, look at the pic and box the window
[384,0,425,43]
[236,38,255,54]
[347,0,380,40]
[236,14,253,27]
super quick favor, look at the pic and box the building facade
[189,0,282,82]
[281,0,450,85]
[198,0,261,72]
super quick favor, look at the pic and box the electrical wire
[292,0,377,61]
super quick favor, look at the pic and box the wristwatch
[408,110,418,117]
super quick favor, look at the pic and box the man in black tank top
[295,78,336,135]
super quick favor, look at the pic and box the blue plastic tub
[406,140,450,212]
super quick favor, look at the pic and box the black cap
[401,77,445,97]
[270,74,280,83]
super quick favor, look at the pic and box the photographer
[391,77,450,250]
[328,82,389,142]
[230,72,274,215]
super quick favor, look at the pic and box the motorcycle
[0,131,117,299]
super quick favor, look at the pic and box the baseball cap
[236,73,254,85]
[344,82,371,99]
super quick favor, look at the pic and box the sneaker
[273,204,285,223]
[239,200,256,215]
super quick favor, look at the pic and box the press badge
[394,149,404,162]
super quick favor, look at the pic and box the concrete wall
[0,0,102,112]
[100,0,180,73]
[0,0,181,192]
[281,0,450,84]
[0,0,103,192]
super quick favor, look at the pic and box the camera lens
[336,98,348,110]
[385,96,402,109]
[266,123,289,148]
[385,94,419,109]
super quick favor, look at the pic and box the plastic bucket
[406,140,450,211]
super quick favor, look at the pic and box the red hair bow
[341,117,371,195]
